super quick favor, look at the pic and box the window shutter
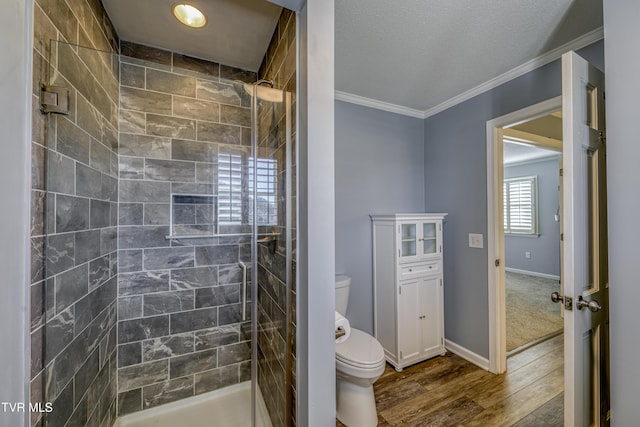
[504,176,537,235]
[248,157,278,225]
[218,153,278,226]
[218,153,243,224]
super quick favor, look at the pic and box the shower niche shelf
[166,193,219,240]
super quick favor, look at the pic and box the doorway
[486,97,562,374]
[502,114,564,356]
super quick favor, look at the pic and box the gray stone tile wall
[257,8,297,427]
[30,0,120,425]
[31,3,296,425]
[116,42,257,416]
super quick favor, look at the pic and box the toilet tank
[335,275,351,316]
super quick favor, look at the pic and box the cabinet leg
[394,366,403,373]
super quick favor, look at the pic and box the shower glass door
[33,41,120,427]
[34,40,293,427]
[252,83,294,427]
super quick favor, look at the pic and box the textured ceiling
[102,0,282,71]
[335,0,603,112]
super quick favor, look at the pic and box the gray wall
[604,0,640,423]
[423,41,604,358]
[0,0,31,425]
[335,101,425,333]
[504,157,561,277]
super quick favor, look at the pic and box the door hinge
[440,279,442,287]
[495,259,500,267]
[399,287,402,295]
[599,131,607,146]
[559,168,563,177]
[40,83,70,115]
[400,351,403,359]
[441,337,444,345]
[439,245,442,253]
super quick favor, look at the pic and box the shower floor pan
[114,381,273,427]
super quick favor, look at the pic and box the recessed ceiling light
[172,3,207,28]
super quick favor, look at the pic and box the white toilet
[335,275,385,427]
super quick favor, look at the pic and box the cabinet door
[398,278,421,361]
[419,276,443,354]
[421,221,439,257]
[399,222,419,261]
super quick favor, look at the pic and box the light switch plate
[469,233,483,248]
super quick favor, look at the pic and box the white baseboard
[445,339,490,371]
[505,267,560,281]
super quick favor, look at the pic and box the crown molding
[335,27,604,120]
[334,91,425,118]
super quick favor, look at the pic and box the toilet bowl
[336,329,385,426]
[335,275,385,426]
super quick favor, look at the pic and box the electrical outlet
[469,233,483,248]
[525,251,531,259]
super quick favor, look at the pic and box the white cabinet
[371,213,447,371]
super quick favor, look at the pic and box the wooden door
[562,51,609,427]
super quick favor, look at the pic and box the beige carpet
[506,271,563,352]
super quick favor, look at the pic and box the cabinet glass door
[401,224,417,257]
[422,222,437,255]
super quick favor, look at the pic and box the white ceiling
[504,142,558,165]
[102,0,282,72]
[335,0,603,113]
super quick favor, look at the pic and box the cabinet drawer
[399,261,439,279]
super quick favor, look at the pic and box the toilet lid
[336,329,384,368]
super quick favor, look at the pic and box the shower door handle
[239,261,247,321]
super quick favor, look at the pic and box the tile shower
[30,1,297,426]
[115,41,256,415]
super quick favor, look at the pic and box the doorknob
[551,292,562,304]
[576,296,602,312]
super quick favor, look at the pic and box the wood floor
[337,334,564,427]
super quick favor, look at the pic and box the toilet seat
[336,328,385,369]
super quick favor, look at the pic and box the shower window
[248,157,278,226]
[218,153,278,226]
[218,153,244,224]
